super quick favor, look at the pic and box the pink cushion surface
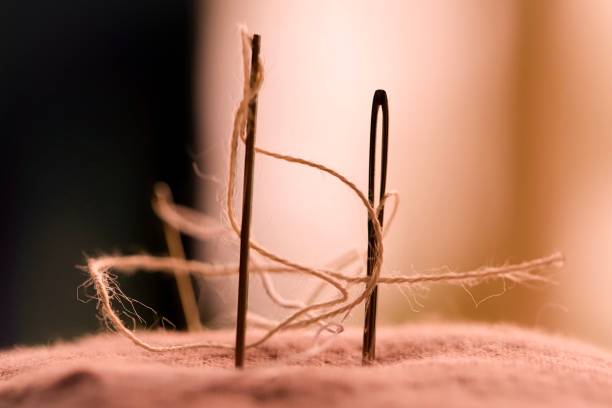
[1,324,611,407]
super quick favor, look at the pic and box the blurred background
[1,0,197,346]
[2,1,612,350]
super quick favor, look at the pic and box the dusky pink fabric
[1,324,611,407]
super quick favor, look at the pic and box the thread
[83,27,564,353]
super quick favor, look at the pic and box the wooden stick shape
[154,182,202,332]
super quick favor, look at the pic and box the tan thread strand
[84,27,564,353]
[221,31,384,340]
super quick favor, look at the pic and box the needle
[362,89,389,364]
[235,33,261,369]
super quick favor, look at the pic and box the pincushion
[2,324,611,407]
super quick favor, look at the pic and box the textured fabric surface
[1,324,611,407]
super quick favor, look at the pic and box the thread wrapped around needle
[83,27,564,353]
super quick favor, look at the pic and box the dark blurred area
[1,0,198,347]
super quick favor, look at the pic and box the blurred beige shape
[516,1,612,347]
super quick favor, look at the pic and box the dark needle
[362,89,389,364]
[235,33,261,369]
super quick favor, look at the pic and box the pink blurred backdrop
[195,1,612,349]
